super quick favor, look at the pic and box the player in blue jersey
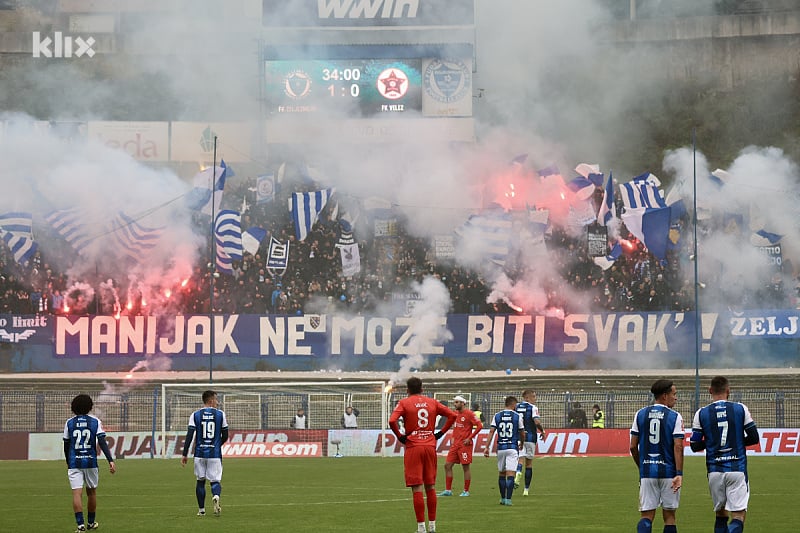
[513,389,546,496]
[63,394,116,532]
[484,396,524,506]
[182,390,229,517]
[690,376,759,533]
[630,379,684,533]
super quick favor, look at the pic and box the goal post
[161,380,390,458]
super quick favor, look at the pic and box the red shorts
[403,446,438,487]
[446,444,473,465]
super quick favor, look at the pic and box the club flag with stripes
[45,208,92,255]
[456,209,513,267]
[340,242,361,277]
[214,210,243,274]
[0,212,33,237]
[593,242,623,271]
[266,236,289,276]
[109,212,164,262]
[1,232,37,265]
[574,163,600,179]
[242,227,266,255]
[290,188,333,242]
[751,229,783,247]
[597,172,616,226]
[620,173,665,210]
[186,159,230,216]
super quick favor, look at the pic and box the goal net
[161,381,390,458]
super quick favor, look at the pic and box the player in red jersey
[389,377,457,533]
[438,395,483,497]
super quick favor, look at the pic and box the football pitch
[4,456,796,532]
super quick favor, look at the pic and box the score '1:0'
[328,83,361,97]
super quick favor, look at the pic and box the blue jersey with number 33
[492,409,522,451]
[188,407,228,459]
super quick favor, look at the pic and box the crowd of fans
[1,171,797,318]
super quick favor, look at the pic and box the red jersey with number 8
[390,396,455,447]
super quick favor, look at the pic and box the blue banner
[2,310,800,372]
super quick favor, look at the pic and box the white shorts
[194,458,223,482]
[496,448,519,473]
[639,477,681,512]
[519,442,537,459]
[68,468,99,490]
[708,472,749,512]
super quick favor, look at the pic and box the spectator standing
[341,405,359,429]
[592,404,605,428]
[290,407,307,429]
[569,402,588,428]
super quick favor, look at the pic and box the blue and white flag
[567,176,597,201]
[597,172,616,226]
[0,212,33,236]
[266,236,289,276]
[186,160,230,216]
[1,232,37,265]
[593,242,623,271]
[45,208,92,254]
[290,188,333,242]
[214,210,243,274]
[621,206,671,261]
[456,210,514,266]
[751,229,783,247]
[574,163,600,179]
[256,173,275,204]
[109,212,164,262]
[620,173,666,210]
[242,226,266,255]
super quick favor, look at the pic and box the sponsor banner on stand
[87,121,169,161]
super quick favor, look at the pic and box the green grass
[4,456,796,532]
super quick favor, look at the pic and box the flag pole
[209,136,217,384]
[692,128,701,412]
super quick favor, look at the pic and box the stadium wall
[2,310,800,372]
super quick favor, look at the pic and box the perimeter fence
[1,384,799,433]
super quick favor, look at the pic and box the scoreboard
[265,58,423,116]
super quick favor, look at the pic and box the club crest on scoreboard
[283,70,312,99]
[424,59,471,103]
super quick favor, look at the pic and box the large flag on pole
[186,160,230,216]
[0,212,34,236]
[456,209,514,267]
[290,188,333,241]
[214,210,243,274]
[1,232,37,265]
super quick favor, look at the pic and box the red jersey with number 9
[390,395,455,448]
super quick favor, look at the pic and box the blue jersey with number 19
[630,404,684,479]
[64,414,106,469]
[188,407,228,459]
[691,400,755,475]
[492,409,523,451]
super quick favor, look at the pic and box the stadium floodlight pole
[209,136,218,384]
[692,127,701,412]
